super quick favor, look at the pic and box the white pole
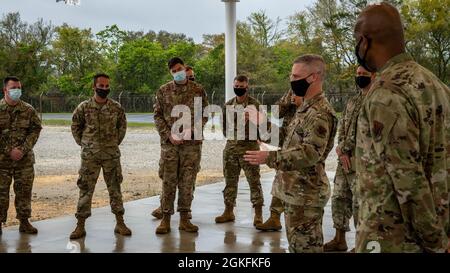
[223,0,238,102]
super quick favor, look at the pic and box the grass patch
[42,119,72,126]
[43,119,154,128]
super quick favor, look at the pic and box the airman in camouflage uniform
[354,3,449,252]
[324,66,375,252]
[151,65,197,221]
[215,75,264,227]
[245,54,338,252]
[0,76,41,235]
[69,73,132,239]
[154,57,208,234]
[256,89,299,232]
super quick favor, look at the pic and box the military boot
[19,219,38,234]
[114,215,132,236]
[256,211,282,231]
[70,218,86,239]
[253,205,263,227]
[179,212,198,232]
[155,214,171,234]
[151,206,163,219]
[215,205,235,223]
[323,229,348,252]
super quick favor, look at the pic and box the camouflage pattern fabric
[355,53,450,253]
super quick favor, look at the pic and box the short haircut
[234,75,249,83]
[93,73,110,85]
[168,57,184,69]
[3,76,20,88]
[185,65,193,72]
[293,54,326,79]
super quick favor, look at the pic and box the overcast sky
[0,0,314,42]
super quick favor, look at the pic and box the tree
[116,39,167,93]
[0,12,54,95]
[51,24,103,95]
[402,0,450,82]
[247,10,283,48]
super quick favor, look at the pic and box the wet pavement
[0,171,355,253]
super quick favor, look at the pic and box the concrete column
[222,0,239,102]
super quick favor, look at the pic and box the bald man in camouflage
[354,3,449,252]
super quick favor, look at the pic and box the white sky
[0,0,315,42]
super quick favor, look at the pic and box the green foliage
[0,0,447,106]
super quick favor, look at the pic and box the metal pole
[223,0,239,102]
[211,90,216,131]
[118,91,124,105]
[39,92,44,121]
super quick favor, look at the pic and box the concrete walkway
[0,172,355,253]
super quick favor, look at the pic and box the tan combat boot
[255,211,282,231]
[114,215,132,236]
[215,205,235,223]
[19,219,38,234]
[151,207,163,219]
[153,207,191,219]
[323,229,348,252]
[70,218,86,239]
[253,205,263,227]
[155,214,171,234]
[179,212,199,232]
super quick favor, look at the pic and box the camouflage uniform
[269,89,298,214]
[355,53,450,253]
[222,95,264,208]
[154,80,208,215]
[331,92,365,232]
[0,99,42,223]
[267,93,337,252]
[71,97,127,219]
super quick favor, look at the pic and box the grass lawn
[43,119,155,128]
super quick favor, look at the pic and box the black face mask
[355,38,375,72]
[234,87,247,97]
[355,76,371,89]
[290,74,312,97]
[95,88,110,99]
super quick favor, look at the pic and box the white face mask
[8,88,22,101]
[172,70,186,82]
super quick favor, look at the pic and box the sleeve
[153,90,171,142]
[276,89,296,119]
[336,101,348,152]
[201,87,209,128]
[117,106,127,145]
[71,105,85,146]
[19,108,42,154]
[266,113,332,171]
[370,91,447,252]
[222,103,228,138]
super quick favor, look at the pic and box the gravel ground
[3,125,338,226]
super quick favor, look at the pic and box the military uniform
[222,95,264,208]
[355,53,450,253]
[267,93,337,252]
[154,80,208,215]
[71,97,127,219]
[0,99,42,223]
[269,89,298,215]
[331,92,365,232]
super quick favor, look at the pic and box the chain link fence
[17,89,358,114]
